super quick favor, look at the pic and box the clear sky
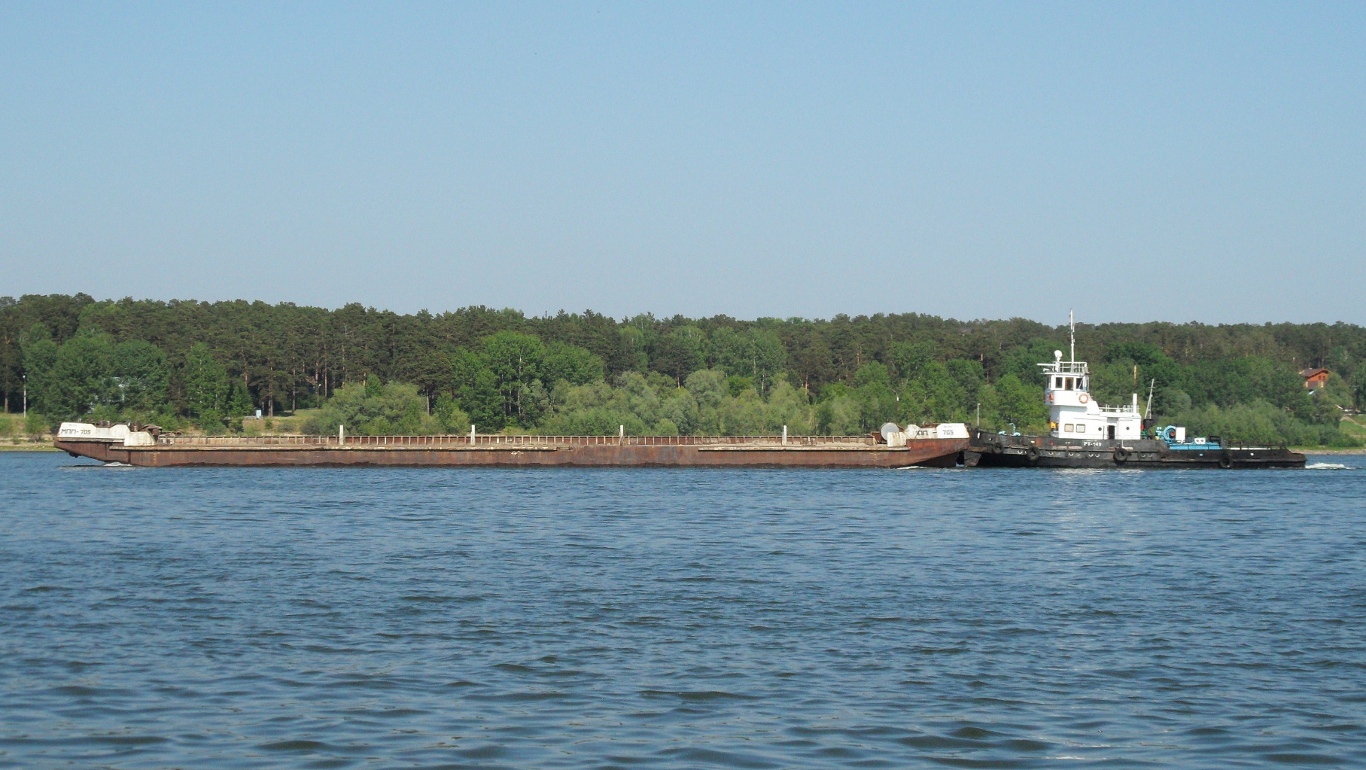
[2,2,1362,324]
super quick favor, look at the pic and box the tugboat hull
[964,430,1305,469]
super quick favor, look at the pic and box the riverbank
[0,441,57,451]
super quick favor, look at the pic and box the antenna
[1069,310,1075,363]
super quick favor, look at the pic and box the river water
[1,452,1363,768]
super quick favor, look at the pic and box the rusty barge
[54,422,969,468]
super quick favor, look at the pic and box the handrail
[1039,361,1088,374]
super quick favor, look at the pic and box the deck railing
[157,433,881,448]
[1039,361,1088,375]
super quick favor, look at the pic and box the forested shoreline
[2,294,1363,447]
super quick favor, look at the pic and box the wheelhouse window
[1065,377,1074,390]
[1054,376,1063,388]
[1064,423,1074,432]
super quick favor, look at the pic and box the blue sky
[2,2,1362,323]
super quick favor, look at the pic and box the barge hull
[55,439,967,469]
[964,431,1304,469]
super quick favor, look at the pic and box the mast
[1069,310,1075,364]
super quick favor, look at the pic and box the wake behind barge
[55,423,969,468]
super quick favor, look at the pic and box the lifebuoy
[1113,446,1130,463]
[1078,393,1089,404]
[1025,445,1040,462]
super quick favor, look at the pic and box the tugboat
[962,314,1305,469]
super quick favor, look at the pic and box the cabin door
[1107,425,1116,440]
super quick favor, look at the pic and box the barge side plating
[55,425,968,468]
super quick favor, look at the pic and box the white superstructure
[57,422,156,446]
[1039,313,1143,442]
[880,421,969,447]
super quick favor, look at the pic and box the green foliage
[539,369,814,436]
[450,348,502,429]
[1316,372,1354,411]
[184,342,231,427]
[26,411,51,436]
[725,375,754,397]
[945,359,984,409]
[815,394,861,436]
[852,362,897,432]
[1181,357,1306,412]
[1089,361,1142,408]
[18,326,169,421]
[649,326,705,383]
[538,378,652,436]
[900,362,967,424]
[19,324,59,415]
[543,341,605,386]
[432,394,472,435]
[1102,341,1180,392]
[766,379,816,434]
[1000,339,1066,387]
[889,341,935,381]
[304,381,467,436]
[227,381,253,417]
[1353,369,1366,410]
[709,327,787,392]
[1166,401,1360,449]
[46,332,115,418]
[109,340,168,411]
[448,331,607,429]
[987,373,1050,433]
[1340,415,1366,444]
[685,369,727,410]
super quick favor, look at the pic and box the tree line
[2,294,1363,446]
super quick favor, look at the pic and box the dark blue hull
[964,430,1305,469]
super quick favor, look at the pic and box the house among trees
[1301,367,1330,391]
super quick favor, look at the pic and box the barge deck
[55,428,967,468]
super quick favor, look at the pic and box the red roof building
[1301,367,1330,390]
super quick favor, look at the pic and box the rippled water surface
[2,452,1364,768]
